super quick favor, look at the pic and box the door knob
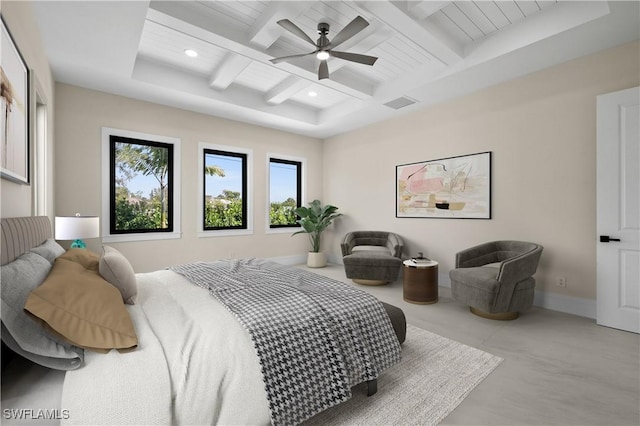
[600,235,621,243]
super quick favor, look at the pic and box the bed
[1,216,406,425]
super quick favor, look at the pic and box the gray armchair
[449,241,543,320]
[341,231,404,285]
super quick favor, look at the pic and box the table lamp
[55,214,100,248]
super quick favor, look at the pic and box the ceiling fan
[270,16,378,80]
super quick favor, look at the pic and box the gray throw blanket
[171,259,401,425]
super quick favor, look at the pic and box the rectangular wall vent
[383,96,418,110]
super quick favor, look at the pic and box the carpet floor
[304,324,503,426]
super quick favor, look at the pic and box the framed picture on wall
[396,151,492,219]
[1,16,30,185]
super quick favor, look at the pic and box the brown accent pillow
[99,245,137,305]
[24,250,138,352]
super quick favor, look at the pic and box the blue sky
[121,155,296,202]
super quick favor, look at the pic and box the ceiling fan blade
[270,52,316,64]
[276,19,316,46]
[328,16,369,49]
[318,60,329,80]
[330,50,378,66]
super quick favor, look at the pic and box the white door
[596,86,640,333]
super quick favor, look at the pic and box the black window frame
[202,148,248,231]
[109,135,174,235]
[269,157,302,229]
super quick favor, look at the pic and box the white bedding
[61,270,270,425]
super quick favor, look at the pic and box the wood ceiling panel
[233,61,290,92]
[515,1,542,17]
[474,1,511,29]
[196,1,267,29]
[495,1,526,24]
[440,3,484,41]
[428,11,473,45]
[536,0,559,11]
[456,2,498,36]
[382,36,433,68]
[307,2,350,27]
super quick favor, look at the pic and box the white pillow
[99,246,137,305]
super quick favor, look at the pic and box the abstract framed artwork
[1,16,30,184]
[396,151,491,219]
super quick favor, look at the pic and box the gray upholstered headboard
[0,216,52,266]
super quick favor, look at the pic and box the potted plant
[292,199,342,268]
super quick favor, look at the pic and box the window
[198,143,253,236]
[101,128,181,242]
[269,157,302,229]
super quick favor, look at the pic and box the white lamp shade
[55,216,100,240]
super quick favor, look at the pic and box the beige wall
[1,1,55,219]
[323,41,639,305]
[54,84,323,272]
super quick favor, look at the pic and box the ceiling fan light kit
[270,16,378,80]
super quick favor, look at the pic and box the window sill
[102,232,182,243]
[266,227,299,235]
[198,229,254,238]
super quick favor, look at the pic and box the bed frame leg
[367,379,377,396]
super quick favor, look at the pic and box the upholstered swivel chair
[449,241,543,320]
[341,231,404,285]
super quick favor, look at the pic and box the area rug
[304,324,503,425]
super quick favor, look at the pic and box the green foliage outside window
[270,198,298,226]
[204,190,243,228]
[114,187,163,230]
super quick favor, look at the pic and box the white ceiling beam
[249,1,314,49]
[463,1,611,61]
[133,57,318,125]
[208,53,252,91]
[359,1,463,65]
[146,8,370,99]
[407,1,452,20]
[265,76,311,105]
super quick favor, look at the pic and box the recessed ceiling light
[184,49,198,58]
[308,91,318,97]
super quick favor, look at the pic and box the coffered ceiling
[30,1,639,138]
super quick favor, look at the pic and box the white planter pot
[307,252,327,268]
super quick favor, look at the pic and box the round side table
[403,259,438,304]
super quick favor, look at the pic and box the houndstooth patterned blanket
[171,259,401,426]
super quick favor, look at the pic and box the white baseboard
[318,254,597,319]
[267,254,308,265]
[438,274,596,319]
[532,291,596,319]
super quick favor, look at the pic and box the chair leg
[367,379,377,396]
[470,306,519,320]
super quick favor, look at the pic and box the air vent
[383,96,418,110]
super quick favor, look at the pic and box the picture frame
[396,151,491,219]
[1,16,30,184]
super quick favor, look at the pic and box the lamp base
[70,239,87,249]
